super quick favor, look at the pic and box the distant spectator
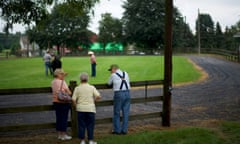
[88,51,97,77]
[52,55,62,73]
[43,50,53,76]
[51,69,72,141]
[72,72,101,144]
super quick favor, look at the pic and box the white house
[19,35,40,57]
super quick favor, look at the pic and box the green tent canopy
[90,43,104,51]
[89,42,123,51]
[105,43,123,51]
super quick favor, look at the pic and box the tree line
[0,0,240,55]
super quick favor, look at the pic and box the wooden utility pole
[198,9,201,54]
[162,0,173,127]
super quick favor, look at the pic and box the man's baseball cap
[108,64,119,71]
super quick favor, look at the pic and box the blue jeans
[45,62,52,76]
[113,90,131,133]
[53,102,71,132]
[78,112,95,140]
[91,63,96,77]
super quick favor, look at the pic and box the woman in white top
[72,72,101,144]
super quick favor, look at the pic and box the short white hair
[80,72,89,82]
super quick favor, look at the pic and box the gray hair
[80,72,89,82]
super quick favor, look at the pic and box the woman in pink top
[88,51,96,77]
[51,69,72,141]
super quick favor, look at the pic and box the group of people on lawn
[43,50,62,76]
[43,50,97,78]
[48,51,131,144]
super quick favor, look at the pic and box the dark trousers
[78,112,95,140]
[91,63,96,77]
[53,102,71,132]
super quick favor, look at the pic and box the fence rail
[201,48,240,62]
[0,112,162,132]
[0,96,163,114]
[0,80,164,135]
[0,80,163,95]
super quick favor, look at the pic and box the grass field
[96,121,240,144]
[99,128,222,144]
[0,56,201,89]
[1,121,239,144]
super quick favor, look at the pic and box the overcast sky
[1,0,240,34]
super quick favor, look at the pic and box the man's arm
[125,72,130,83]
[71,87,78,107]
[108,74,114,87]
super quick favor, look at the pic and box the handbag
[57,80,72,102]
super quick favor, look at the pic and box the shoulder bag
[57,80,72,102]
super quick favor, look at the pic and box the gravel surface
[172,55,240,124]
[0,55,239,134]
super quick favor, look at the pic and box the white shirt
[43,53,51,63]
[108,69,131,91]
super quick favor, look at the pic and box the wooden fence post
[238,49,240,63]
[69,80,78,137]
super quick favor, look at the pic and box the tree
[223,26,236,50]
[122,0,194,54]
[123,0,165,54]
[215,22,224,49]
[0,0,52,33]
[196,14,215,49]
[0,32,20,54]
[236,20,240,31]
[98,13,123,53]
[173,10,195,50]
[0,0,99,33]
[27,2,93,54]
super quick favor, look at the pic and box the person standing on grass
[108,64,131,135]
[72,72,101,144]
[43,50,53,76]
[88,51,97,77]
[51,55,62,73]
[51,69,72,141]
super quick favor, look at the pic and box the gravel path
[0,55,239,129]
[172,55,240,124]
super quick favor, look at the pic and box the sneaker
[57,135,62,140]
[121,131,127,135]
[80,140,86,144]
[89,140,97,144]
[112,131,121,135]
[59,135,72,140]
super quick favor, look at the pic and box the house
[19,35,40,57]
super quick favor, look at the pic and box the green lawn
[98,128,223,144]
[2,121,239,144]
[96,121,240,144]
[0,56,201,89]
